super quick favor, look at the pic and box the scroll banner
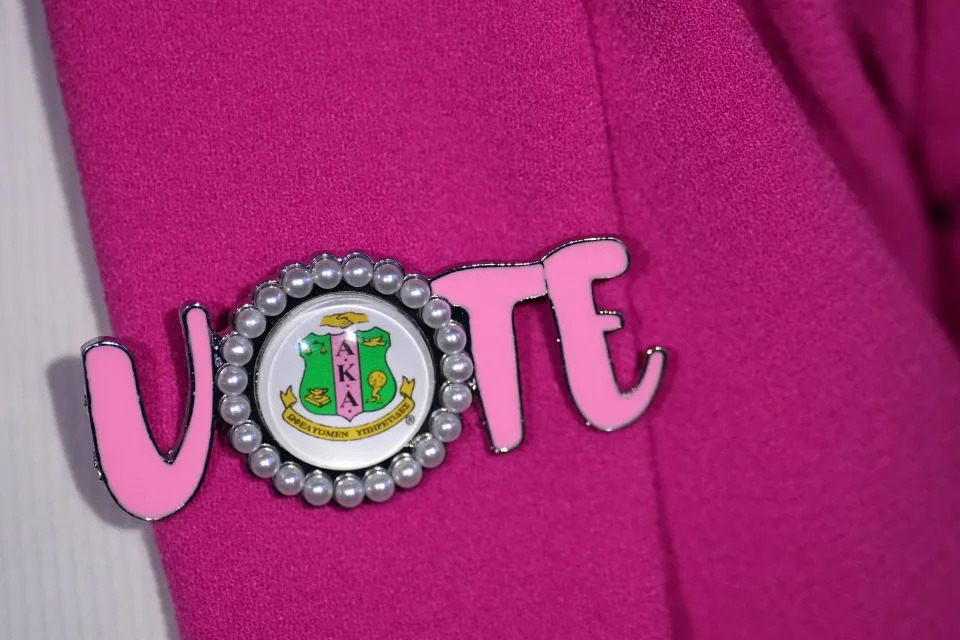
[280,378,416,441]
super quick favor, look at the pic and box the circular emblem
[256,292,435,471]
[214,253,474,508]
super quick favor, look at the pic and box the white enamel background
[0,2,179,639]
[255,292,435,471]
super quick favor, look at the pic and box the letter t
[432,264,547,452]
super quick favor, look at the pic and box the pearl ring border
[214,252,475,509]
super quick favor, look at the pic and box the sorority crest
[281,312,412,439]
[216,253,474,508]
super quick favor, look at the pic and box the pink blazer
[44,0,960,638]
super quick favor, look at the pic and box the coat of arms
[279,311,417,442]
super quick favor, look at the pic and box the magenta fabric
[43,1,960,639]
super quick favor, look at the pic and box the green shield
[297,327,396,417]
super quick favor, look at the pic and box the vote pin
[81,239,666,519]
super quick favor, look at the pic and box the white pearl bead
[334,473,365,508]
[429,410,463,443]
[221,334,253,365]
[413,434,446,469]
[372,261,404,295]
[399,277,430,309]
[363,467,395,503]
[420,297,452,328]
[440,382,473,413]
[435,321,467,354]
[233,306,266,339]
[441,352,474,383]
[302,470,334,506]
[273,462,306,496]
[390,454,423,489]
[228,421,262,454]
[248,445,280,478]
[342,255,374,287]
[216,364,248,395]
[219,394,251,425]
[311,256,343,289]
[255,284,287,316]
[281,265,313,298]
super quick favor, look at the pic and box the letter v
[81,303,215,520]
